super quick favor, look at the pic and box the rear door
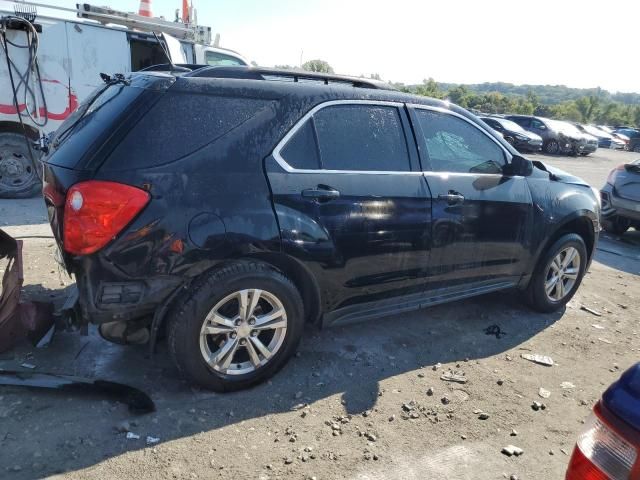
[265,100,432,311]
[410,106,533,288]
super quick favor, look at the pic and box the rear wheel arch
[241,253,322,326]
[0,121,41,140]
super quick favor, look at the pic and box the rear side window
[314,105,410,171]
[106,93,269,170]
[280,121,321,169]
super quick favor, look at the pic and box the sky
[2,0,639,93]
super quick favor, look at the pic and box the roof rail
[186,66,395,90]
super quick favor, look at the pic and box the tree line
[396,79,640,127]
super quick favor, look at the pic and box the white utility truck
[0,1,248,197]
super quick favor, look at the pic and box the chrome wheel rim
[199,289,287,375]
[544,247,580,302]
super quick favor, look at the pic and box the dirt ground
[1,149,639,480]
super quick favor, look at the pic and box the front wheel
[522,234,587,313]
[167,262,305,391]
[544,139,560,155]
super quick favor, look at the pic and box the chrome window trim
[271,99,423,175]
[407,103,513,165]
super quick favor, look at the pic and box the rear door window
[313,104,411,171]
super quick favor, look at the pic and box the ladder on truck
[3,2,212,44]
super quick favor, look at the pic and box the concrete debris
[502,445,524,457]
[561,382,575,389]
[478,413,490,420]
[441,396,451,405]
[521,353,554,367]
[538,388,551,399]
[126,432,140,440]
[146,436,160,445]
[440,370,467,384]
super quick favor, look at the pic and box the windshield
[495,118,526,132]
[548,119,581,136]
[584,125,611,138]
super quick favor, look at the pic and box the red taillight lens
[63,181,150,255]
[566,410,638,480]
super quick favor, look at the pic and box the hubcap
[544,247,581,302]
[199,289,287,375]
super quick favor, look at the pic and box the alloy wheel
[199,289,288,375]
[544,247,581,302]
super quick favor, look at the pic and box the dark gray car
[506,115,578,155]
[601,158,640,234]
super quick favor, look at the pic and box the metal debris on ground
[484,324,506,339]
[126,432,140,440]
[0,370,155,414]
[440,370,467,384]
[521,353,554,367]
[580,305,602,317]
[146,436,160,445]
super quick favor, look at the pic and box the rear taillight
[566,407,638,480]
[606,165,625,185]
[63,181,150,255]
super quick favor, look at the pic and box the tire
[0,132,42,199]
[544,139,560,155]
[167,261,305,391]
[602,217,630,236]
[522,233,587,313]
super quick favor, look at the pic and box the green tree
[575,95,600,123]
[301,59,334,74]
[415,78,445,99]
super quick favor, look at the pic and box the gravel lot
[0,149,638,480]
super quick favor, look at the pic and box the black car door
[265,101,432,313]
[410,106,534,289]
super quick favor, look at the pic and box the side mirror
[504,155,532,176]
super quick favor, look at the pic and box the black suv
[43,67,600,391]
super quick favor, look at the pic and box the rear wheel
[544,139,560,155]
[602,216,630,235]
[0,132,41,198]
[522,234,587,313]
[167,262,305,391]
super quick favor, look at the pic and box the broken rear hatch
[42,72,175,271]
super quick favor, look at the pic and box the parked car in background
[614,128,640,153]
[479,116,543,152]
[601,158,640,235]
[42,66,600,391]
[506,115,577,155]
[555,121,598,156]
[575,124,626,149]
[565,362,640,479]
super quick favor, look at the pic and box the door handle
[438,191,465,205]
[302,186,340,201]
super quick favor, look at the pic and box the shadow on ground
[594,229,640,276]
[0,289,562,479]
